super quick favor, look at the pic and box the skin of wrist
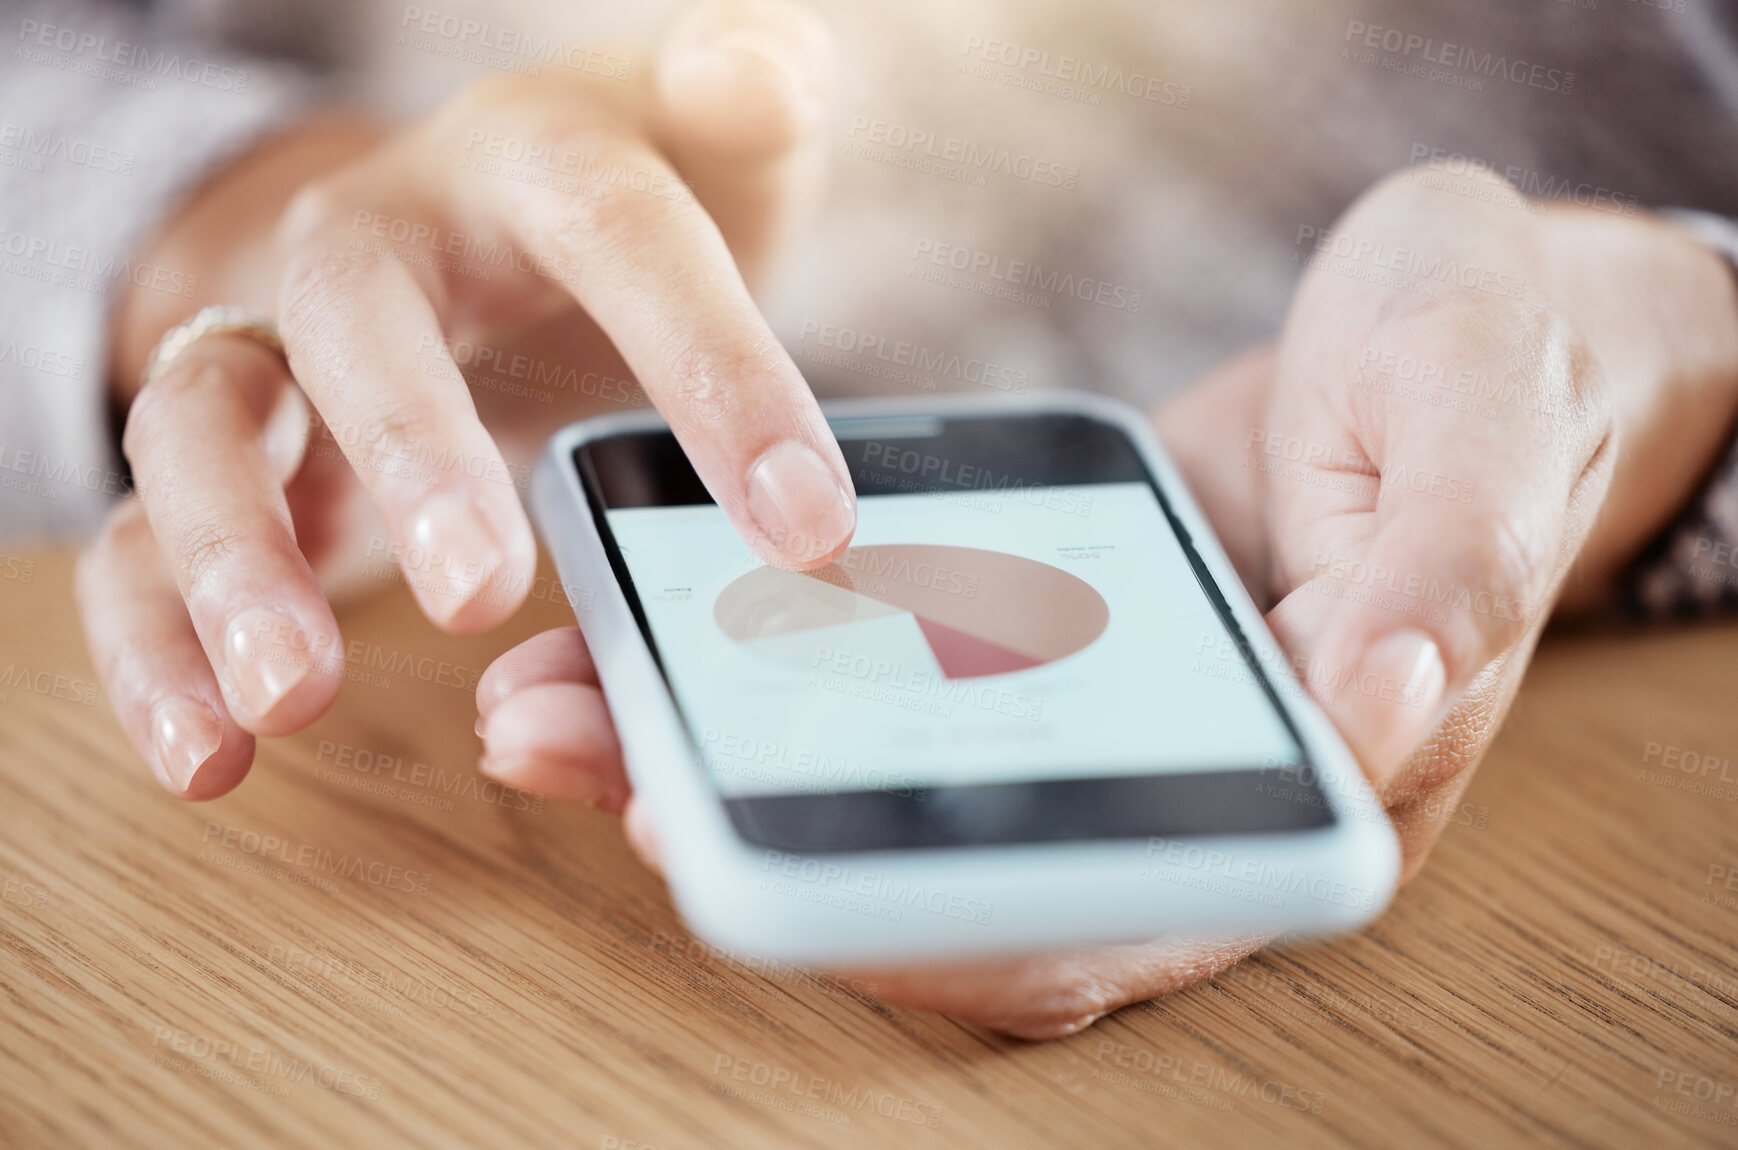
[1534,204,1738,610]
[109,115,384,408]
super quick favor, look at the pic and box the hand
[77,0,851,799]
[477,165,1738,1037]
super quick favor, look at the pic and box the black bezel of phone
[575,409,1333,854]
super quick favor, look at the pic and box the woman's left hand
[479,169,1738,1037]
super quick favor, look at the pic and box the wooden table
[2,546,1735,1149]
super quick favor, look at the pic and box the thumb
[1271,310,1614,786]
[653,0,836,283]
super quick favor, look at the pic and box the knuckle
[547,133,684,255]
[558,182,648,259]
[1476,513,1543,591]
[1342,163,1526,242]
[1459,511,1543,645]
[1362,167,1427,214]
[172,516,250,595]
[1376,288,1516,357]
[276,178,354,256]
[344,403,436,473]
[1372,295,1611,445]
[1373,160,1520,212]
[663,339,741,427]
[1530,304,1612,439]
[278,242,385,351]
[661,334,784,429]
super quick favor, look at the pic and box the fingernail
[669,17,820,103]
[1338,628,1447,780]
[477,752,533,787]
[480,752,610,810]
[407,490,504,625]
[225,607,316,719]
[1367,629,1447,711]
[712,29,824,113]
[150,696,223,793]
[745,442,854,566]
[475,713,488,739]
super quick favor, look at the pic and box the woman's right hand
[76,0,851,798]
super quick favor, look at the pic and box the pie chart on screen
[714,544,1108,680]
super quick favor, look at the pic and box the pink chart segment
[713,544,1109,679]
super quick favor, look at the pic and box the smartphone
[530,391,1399,964]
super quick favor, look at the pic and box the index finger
[473,91,856,568]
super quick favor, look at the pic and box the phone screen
[578,411,1334,852]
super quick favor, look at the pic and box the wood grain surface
[2,546,1736,1149]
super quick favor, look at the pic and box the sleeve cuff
[0,0,311,539]
[1617,209,1738,617]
